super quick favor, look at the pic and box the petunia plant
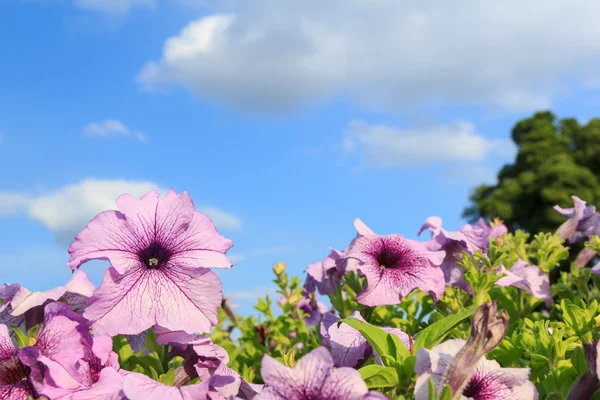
[3,189,600,399]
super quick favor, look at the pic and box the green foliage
[464,111,600,235]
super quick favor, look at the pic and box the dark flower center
[0,356,32,386]
[461,372,506,400]
[371,237,411,270]
[139,241,173,270]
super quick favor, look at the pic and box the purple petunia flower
[0,270,94,332]
[345,219,446,306]
[255,347,387,400]
[554,196,600,243]
[418,217,491,290]
[304,248,346,295]
[297,294,330,326]
[122,372,234,400]
[67,190,233,336]
[18,302,122,400]
[496,259,552,306]
[474,218,508,243]
[154,327,262,399]
[0,324,38,399]
[320,311,411,368]
[414,339,538,400]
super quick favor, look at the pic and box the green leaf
[357,365,399,388]
[129,355,164,377]
[11,327,29,348]
[338,318,409,366]
[148,365,160,381]
[158,369,176,385]
[439,385,454,400]
[428,378,437,400]
[112,335,134,363]
[413,306,477,350]
[145,328,161,355]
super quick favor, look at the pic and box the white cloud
[83,120,147,143]
[138,0,600,114]
[0,179,242,247]
[72,0,154,15]
[343,120,515,168]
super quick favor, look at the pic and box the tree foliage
[464,111,600,234]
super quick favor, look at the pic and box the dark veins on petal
[461,370,508,400]
[0,355,36,395]
[369,237,414,270]
[138,241,174,270]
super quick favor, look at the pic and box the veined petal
[70,367,125,400]
[67,210,146,274]
[84,266,221,336]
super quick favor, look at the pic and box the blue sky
[1,0,600,315]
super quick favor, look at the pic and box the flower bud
[273,262,287,275]
[443,301,509,395]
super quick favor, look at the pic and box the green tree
[464,111,600,234]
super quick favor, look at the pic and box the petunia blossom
[154,327,262,399]
[297,294,329,326]
[122,372,234,400]
[0,324,38,399]
[18,302,121,400]
[255,347,387,400]
[67,190,233,336]
[2,270,95,331]
[496,259,552,306]
[345,219,446,306]
[554,195,600,243]
[320,311,411,368]
[418,217,490,290]
[304,248,346,295]
[414,339,538,400]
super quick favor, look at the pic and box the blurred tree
[464,111,600,234]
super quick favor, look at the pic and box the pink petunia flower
[255,347,387,400]
[18,302,122,400]
[154,327,262,399]
[345,219,446,306]
[122,372,234,400]
[303,248,346,296]
[414,339,538,400]
[67,190,233,336]
[496,259,552,306]
[0,324,38,399]
[320,311,411,368]
[0,270,94,333]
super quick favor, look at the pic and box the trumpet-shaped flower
[0,324,37,399]
[18,302,120,400]
[155,327,262,399]
[418,217,490,290]
[122,372,233,400]
[1,270,95,331]
[298,295,329,326]
[414,339,538,400]
[320,311,411,368]
[496,259,552,306]
[255,347,387,400]
[67,190,233,336]
[554,196,600,243]
[304,248,346,295]
[345,219,445,306]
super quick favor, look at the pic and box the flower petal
[67,210,145,274]
[84,266,221,336]
[70,367,125,400]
